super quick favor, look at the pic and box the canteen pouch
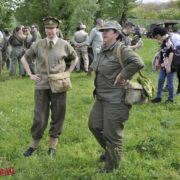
[125,81,148,105]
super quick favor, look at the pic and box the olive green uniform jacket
[94,40,144,103]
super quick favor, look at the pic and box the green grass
[0,38,180,179]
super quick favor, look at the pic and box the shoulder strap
[116,43,125,68]
[117,43,143,77]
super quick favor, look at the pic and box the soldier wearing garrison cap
[88,20,144,173]
[21,16,78,157]
[43,16,60,28]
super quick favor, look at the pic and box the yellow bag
[48,71,72,93]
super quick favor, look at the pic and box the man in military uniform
[72,24,89,72]
[21,16,78,157]
[88,21,144,172]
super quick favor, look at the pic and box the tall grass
[0,38,179,179]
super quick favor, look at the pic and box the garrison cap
[43,16,60,28]
[80,24,86,29]
[99,20,122,34]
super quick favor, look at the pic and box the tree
[0,0,26,29]
[15,0,82,36]
[177,0,180,16]
[68,0,99,36]
[98,0,137,26]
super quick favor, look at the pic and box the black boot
[101,145,121,173]
[151,97,161,103]
[23,147,36,157]
[99,152,106,161]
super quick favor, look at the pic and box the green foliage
[68,0,99,37]
[0,5,13,29]
[0,38,180,179]
[99,0,136,23]
[131,2,180,20]
[15,0,77,36]
[14,0,137,37]
[0,0,24,29]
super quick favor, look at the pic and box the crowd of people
[0,24,41,77]
[0,17,180,173]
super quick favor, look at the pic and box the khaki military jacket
[25,38,76,89]
[94,40,144,103]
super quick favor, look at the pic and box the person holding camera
[9,26,26,77]
[121,22,143,50]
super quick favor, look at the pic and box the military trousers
[31,89,66,140]
[88,98,131,170]
[76,49,89,72]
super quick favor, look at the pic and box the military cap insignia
[49,20,53,25]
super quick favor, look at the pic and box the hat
[99,21,122,34]
[80,24,86,29]
[43,16,60,28]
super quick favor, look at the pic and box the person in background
[31,24,41,43]
[72,24,89,72]
[9,26,26,77]
[2,28,11,70]
[88,21,144,173]
[164,29,180,95]
[85,18,104,75]
[56,28,64,39]
[0,30,3,74]
[121,22,143,50]
[21,16,78,157]
[23,26,35,74]
[151,27,175,103]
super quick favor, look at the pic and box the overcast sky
[141,0,174,3]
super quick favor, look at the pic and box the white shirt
[171,33,180,49]
[46,36,59,46]
[0,31,3,43]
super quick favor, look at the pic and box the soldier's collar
[101,40,119,52]
[46,36,58,45]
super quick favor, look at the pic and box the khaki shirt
[25,38,77,89]
[72,30,88,51]
[94,41,144,103]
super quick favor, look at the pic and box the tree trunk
[120,0,128,26]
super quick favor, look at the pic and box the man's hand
[114,72,126,86]
[166,66,171,74]
[29,74,41,81]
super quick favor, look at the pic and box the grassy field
[0,38,180,179]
